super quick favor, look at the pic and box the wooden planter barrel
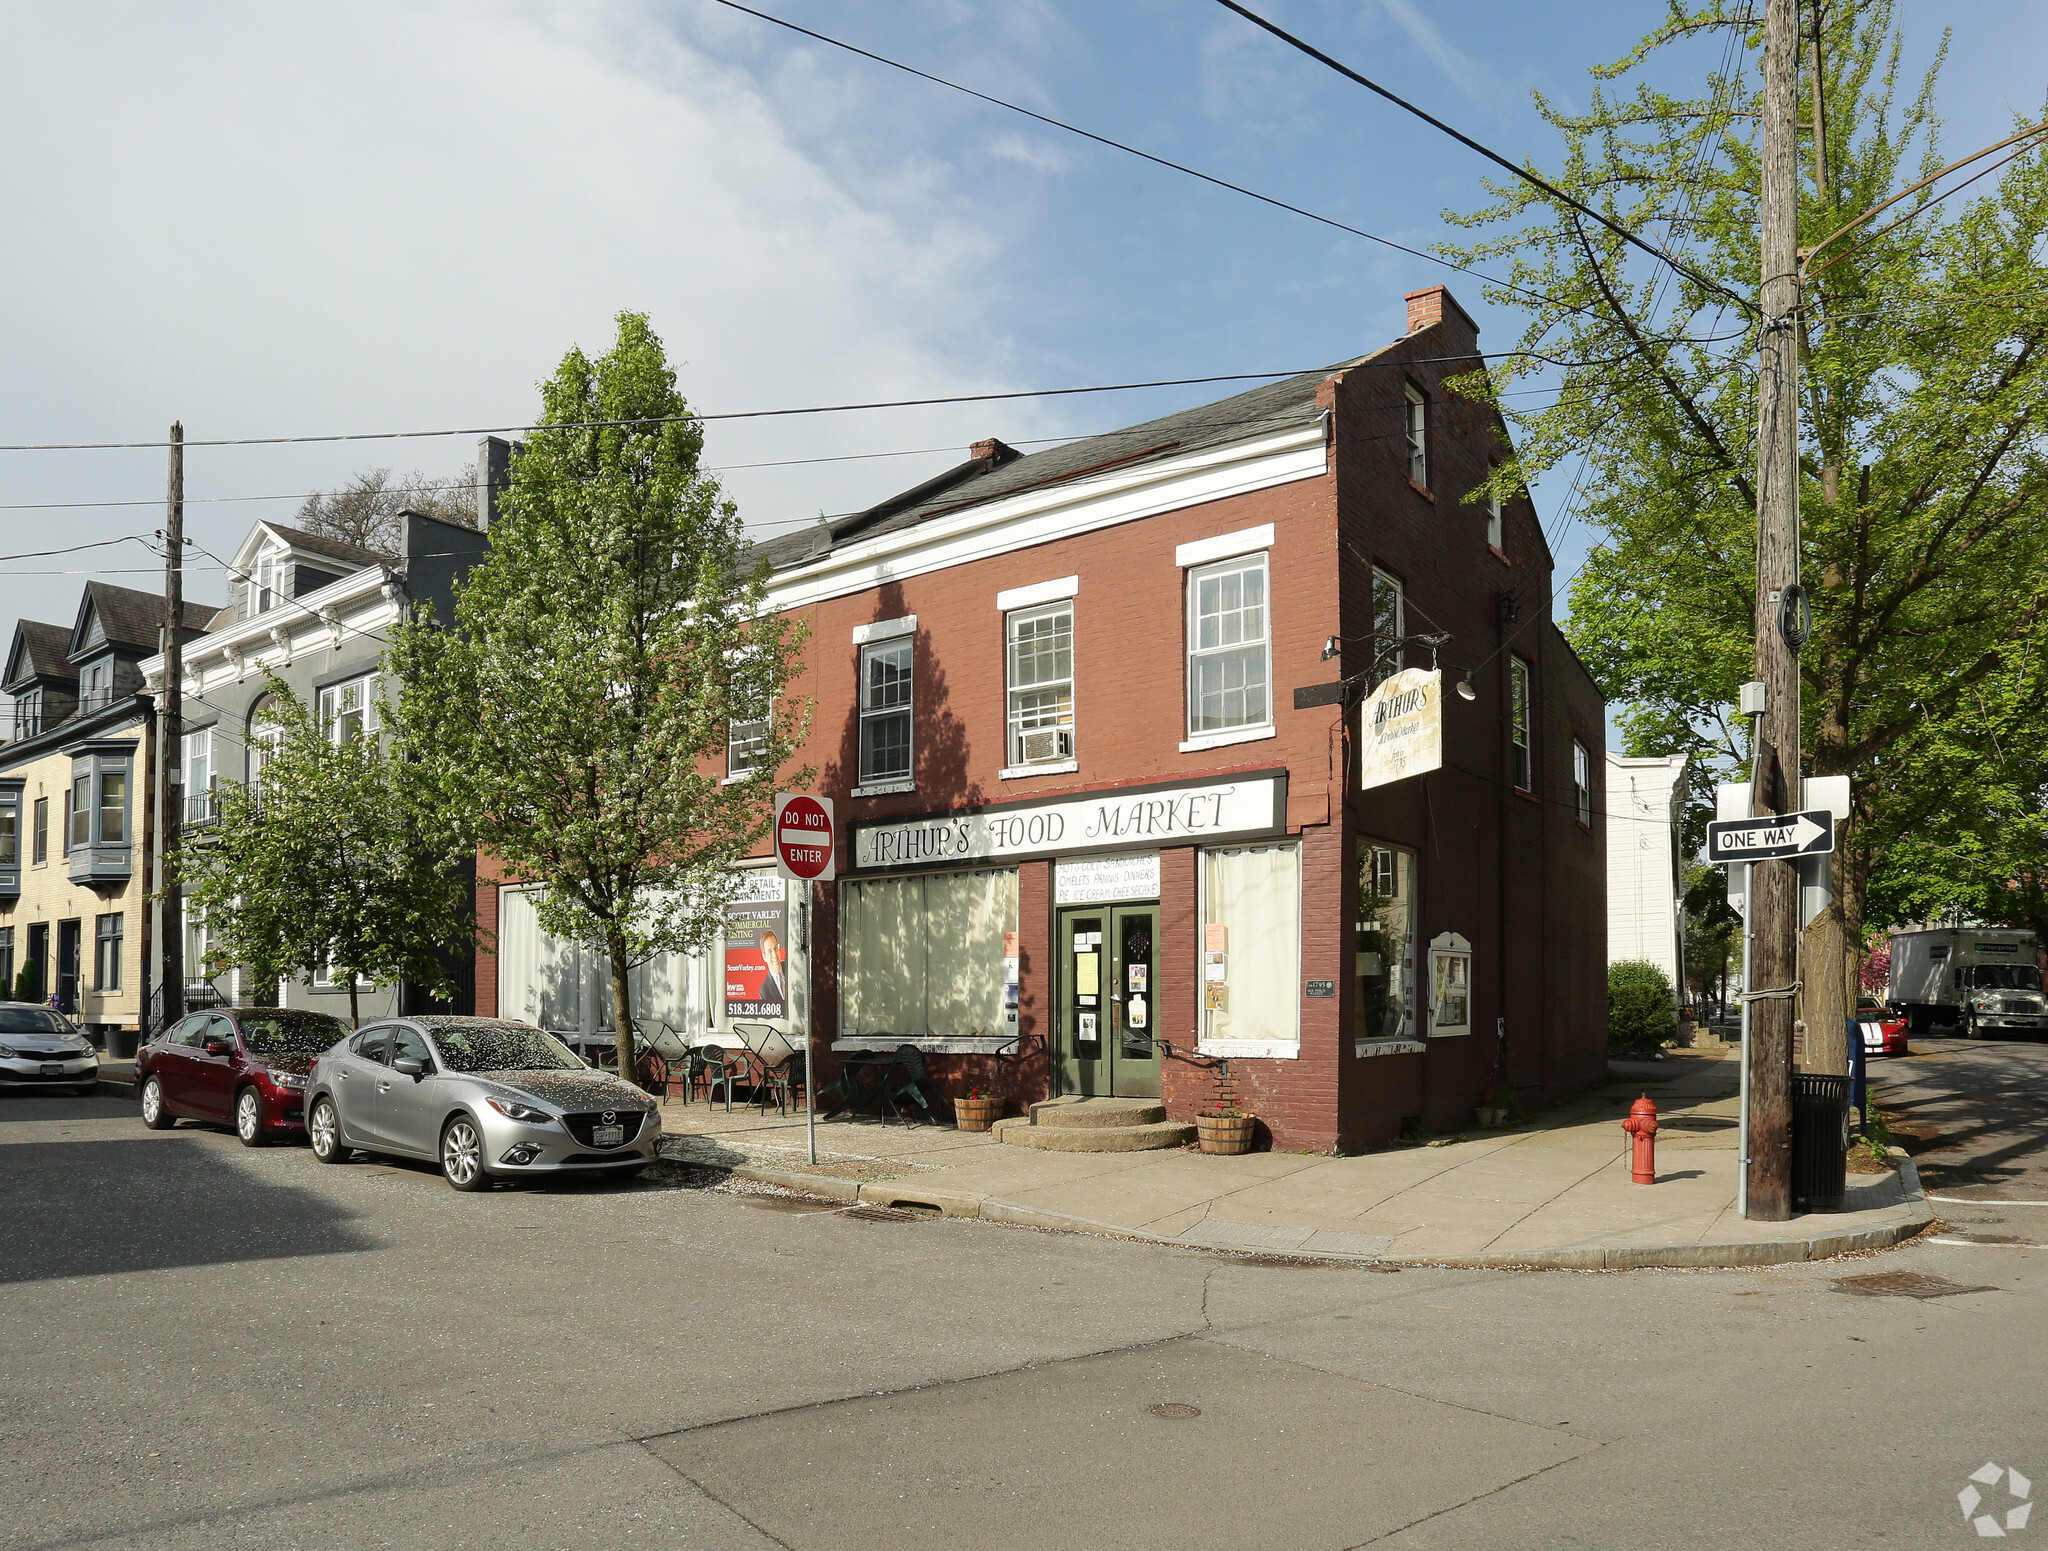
[1197,1114,1256,1154]
[954,1095,1004,1132]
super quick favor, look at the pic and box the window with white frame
[725,651,771,778]
[183,903,211,984]
[1201,842,1301,1049]
[1573,739,1592,825]
[1006,601,1074,767]
[1486,478,1504,552]
[250,716,283,810]
[1429,931,1472,1035]
[97,767,126,845]
[320,674,376,745]
[858,639,913,785]
[839,869,1018,1041]
[1371,568,1404,686]
[0,801,15,866]
[182,729,215,826]
[67,774,89,850]
[1510,658,1533,791]
[1405,384,1429,487]
[1187,553,1270,736]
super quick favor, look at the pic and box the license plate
[592,1124,624,1148]
[41,1064,63,1076]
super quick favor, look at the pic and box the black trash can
[1792,1072,1851,1212]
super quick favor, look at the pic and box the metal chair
[879,1043,937,1125]
[690,1044,740,1112]
[756,1045,808,1117]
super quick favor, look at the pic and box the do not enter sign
[775,793,836,882]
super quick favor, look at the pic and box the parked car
[1855,1004,1909,1058]
[302,1016,661,1192]
[0,1004,100,1094]
[137,1008,352,1145]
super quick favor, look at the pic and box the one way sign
[1706,809,1836,863]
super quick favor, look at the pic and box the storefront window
[840,869,1017,1041]
[1357,840,1417,1041]
[1200,843,1300,1047]
[495,885,711,1037]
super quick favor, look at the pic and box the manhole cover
[1148,1403,1202,1419]
[840,1205,925,1222]
[1833,1271,1997,1300]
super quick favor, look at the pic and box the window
[94,914,122,991]
[1510,657,1533,791]
[1486,480,1504,552]
[1371,568,1405,686]
[320,675,376,744]
[1006,602,1074,767]
[183,904,211,984]
[68,775,90,849]
[98,770,126,845]
[32,797,47,865]
[1573,740,1592,825]
[0,805,14,866]
[1187,554,1270,735]
[0,927,13,991]
[257,553,277,614]
[727,708,770,777]
[13,686,41,739]
[725,651,771,778]
[1357,841,1417,1042]
[183,729,215,825]
[857,639,913,785]
[1405,384,1428,487]
[1201,843,1301,1049]
[81,659,112,712]
[1430,932,1472,1034]
[249,721,283,810]
[839,869,1018,1041]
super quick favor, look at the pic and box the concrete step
[994,1115,1195,1152]
[1026,1096,1168,1129]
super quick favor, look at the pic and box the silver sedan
[302,1016,661,1191]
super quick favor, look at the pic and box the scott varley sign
[852,773,1286,871]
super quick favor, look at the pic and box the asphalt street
[2,1043,2044,1551]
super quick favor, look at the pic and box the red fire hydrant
[1622,1095,1659,1184]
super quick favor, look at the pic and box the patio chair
[755,1045,808,1117]
[879,1044,937,1125]
[690,1044,740,1113]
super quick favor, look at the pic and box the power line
[1210,0,1757,315]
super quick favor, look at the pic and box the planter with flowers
[1197,1107,1256,1154]
[953,1084,1004,1131]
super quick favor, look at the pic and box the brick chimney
[971,438,1022,469]
[1405,285,1480,339]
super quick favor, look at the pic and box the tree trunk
[348,978,360,1029]
[1801,898,1851,1074]
[607,932,636,1078]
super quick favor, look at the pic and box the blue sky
[3,1,2043,746]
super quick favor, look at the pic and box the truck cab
[1889,927,2048,1038]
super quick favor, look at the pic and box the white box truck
[1888,927,2048,1038]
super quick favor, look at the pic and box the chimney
[477,435,518,529]
[971,437,1022,468]
[1404,285,1480,340]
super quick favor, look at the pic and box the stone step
[993,1115,1195,1152]
[1026,1096,1168,1129]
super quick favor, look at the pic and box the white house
[1606,752,1689,999]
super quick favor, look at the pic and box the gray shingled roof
[5,620,75,690]
[751,359,1359,572]
[263,520,394,568]
[74,582,219,659]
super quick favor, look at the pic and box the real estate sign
[722,869,788,1019]
[1358,668,1443,792]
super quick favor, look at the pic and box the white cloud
[985,133,1074,174]
[1374,0,1499,103]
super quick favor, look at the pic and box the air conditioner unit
[1019,727,1070,765]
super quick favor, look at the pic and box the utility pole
[1746,0,1802,1220]
[152,423,186,1036]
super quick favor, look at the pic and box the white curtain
[925,870,1016,1038]
[1205,844,1300,1044]
[841,871,1016,1040]
[841,876,926,1039]
[498,886,704,1040]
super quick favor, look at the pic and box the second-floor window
[32,797,47,864]
[320,675,375,745]
[183,729,214,826]
[250,722,283,810]
[0,805,15,865]
[858,639,913,785]
[99,770,126,844]
[1006,602,1074,767]
[68,775,90,849]
[725,652,770,777]
[1371,568,1404,685]
[1574,739,1592,825]
[1487,481,1504,552]
[1511,657,1533,791]
[1188,554,1269,737]
[1405,384,1429,488]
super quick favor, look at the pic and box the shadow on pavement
[0,1134,375,1285]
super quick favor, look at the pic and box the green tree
[385,312,811,1072]
[1609,959,1677,1054]
[1684,861,1739,1009]
[178,675,475,1026]
[1440,1,2048,1072]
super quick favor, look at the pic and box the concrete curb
[728,1153,1937,1271]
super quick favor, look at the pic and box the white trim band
[996,576,1079,612]
[1195,1039,1299,1060]
[1179,725,1277,754]
[1176,523,1275,569]
[852,615,917,645]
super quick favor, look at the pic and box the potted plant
[1475,1080,1512,1128]
[1197,1106,1257,1154]
[954,1084,1003,1131]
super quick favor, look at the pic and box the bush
[1608,959,1676,1054]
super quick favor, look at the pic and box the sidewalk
[657,1051,1932,1269]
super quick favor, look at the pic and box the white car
[0,1004,100,1095]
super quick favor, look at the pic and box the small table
[824,1050,901,1117]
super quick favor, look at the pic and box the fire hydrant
[1622,1095,1659,1184]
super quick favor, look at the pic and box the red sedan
[137,1007,352,1145]
[1855,1004,1909,1058]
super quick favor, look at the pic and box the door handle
[376,1081,391,1094]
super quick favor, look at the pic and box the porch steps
[993,1095,1195,1152]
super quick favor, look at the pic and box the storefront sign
[723,871,788,1019]
[853,774,1285,872]
[1054,852,1161,905]
[1358,668,1443,792]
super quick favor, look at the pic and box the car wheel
[139,1075,176,1130]
[308,1097,350,1164]
[235,1087,267,1148]
[440,1116,492,1193]
[1964,1012,1982,1040]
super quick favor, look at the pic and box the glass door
[1056,904,1161,1098]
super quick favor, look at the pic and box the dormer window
[12,687,41,740]
[80,658,113,713]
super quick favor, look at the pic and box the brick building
[479,285,1607,1151]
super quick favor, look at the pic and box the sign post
[774,793,835,1165]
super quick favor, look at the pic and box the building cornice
[139,564,401,696]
